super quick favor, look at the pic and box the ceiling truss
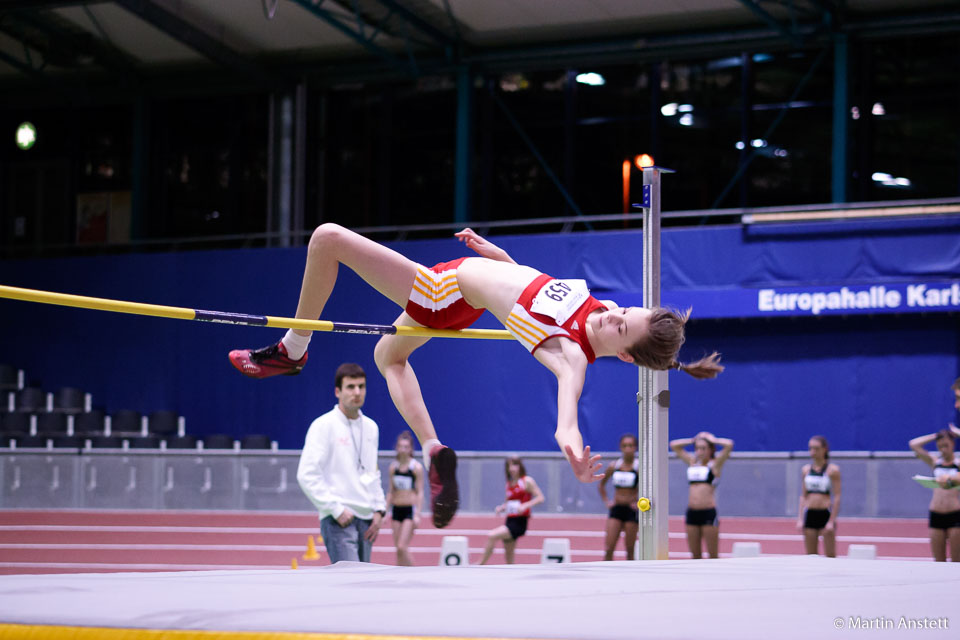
[0,0,957,97]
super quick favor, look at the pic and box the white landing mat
[0,557,956,640]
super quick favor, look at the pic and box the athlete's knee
[374,337,406,373]
[308,223,346,254]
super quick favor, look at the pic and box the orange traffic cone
[302,535,320,561]
[291,558,299,570]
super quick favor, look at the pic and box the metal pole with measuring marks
[636,166,674,560]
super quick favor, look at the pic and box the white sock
[421,438,441,471]
[281,330,311,360]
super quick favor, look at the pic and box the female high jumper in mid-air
[229,225,723,527]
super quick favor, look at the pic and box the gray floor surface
[0,557,956,639]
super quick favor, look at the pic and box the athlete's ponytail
[627,307,724,379]
[671,352,724,380]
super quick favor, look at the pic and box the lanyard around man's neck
[346,415,364,472]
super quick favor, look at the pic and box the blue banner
[665,280,960,318]
[2,218,958,453]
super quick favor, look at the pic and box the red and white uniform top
[505,476,534,518]
[504,274,608,363]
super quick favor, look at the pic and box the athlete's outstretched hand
[565,444,604,483]
[455,228,517,264]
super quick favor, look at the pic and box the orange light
[635,154,654,169]
[622,160,631,215]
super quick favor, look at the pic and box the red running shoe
[429,445,459,528]
[228,341,307,379]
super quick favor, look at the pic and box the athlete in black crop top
[797,435,841,557]
[392,466,417,488]
[385,432,423,566]
[599,434,640,560]
[687,464,716,486]
[909,419,960,562]
[670,431,734,559]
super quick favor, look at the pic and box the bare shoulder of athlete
[532,337,589,378]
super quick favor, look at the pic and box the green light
[16,122,37,150]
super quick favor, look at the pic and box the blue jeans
[320,515,372,563]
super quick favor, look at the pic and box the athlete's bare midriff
[456,257,542,321]
[688,482,717,510]
[930,459,960,512]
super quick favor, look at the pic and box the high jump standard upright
[637,166,673,560]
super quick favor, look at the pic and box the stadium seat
[110,410,143,435]
[0,412,31,435]
[202,434,236,450]
[147,410,181,436]
[73,410,106,435]
[240,434,274,450]
[52,387,89,413]
[165,435,198,450]
[127,434,163,449]
[0,364,22,392]
[10,434,49,448]
[35,413,68,435]
[49,434,85,448]
[15,387,46,413]
[88,435,125,448]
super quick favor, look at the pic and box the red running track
[0,509,934,575]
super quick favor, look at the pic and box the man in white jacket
[297,362,387,563]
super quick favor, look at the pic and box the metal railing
[0,448,932,518]
[4,197,959,258]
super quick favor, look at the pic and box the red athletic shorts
[405,257,484,330]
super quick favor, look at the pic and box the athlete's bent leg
[230,224,420,378]
[375,314,459,529]
[293,224,419,333]
[480,526,511,565]
[374,316,436,444]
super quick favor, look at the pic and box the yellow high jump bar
[0,284,514,341]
